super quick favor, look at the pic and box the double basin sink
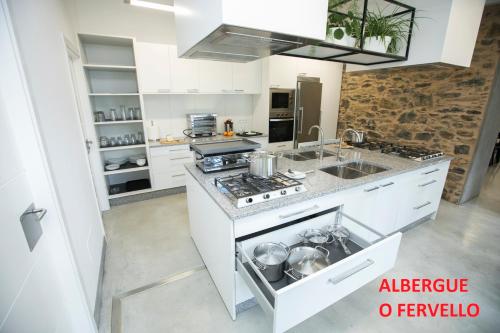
[282,149,388,179]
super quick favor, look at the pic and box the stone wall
[337,5,500,203]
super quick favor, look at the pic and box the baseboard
[109,186,186,206]
[94,237,107,326]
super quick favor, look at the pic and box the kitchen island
[184,146,451,333]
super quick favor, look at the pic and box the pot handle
[252,258,266,270]
[284,268,298,281]
[297,233,306,242]
[325,232,336,244]
[279,242,291,254]
[315,246,330,258]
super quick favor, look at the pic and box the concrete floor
[99,167,500,333]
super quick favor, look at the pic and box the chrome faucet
[308,125,325,162]
[337,128,362,161]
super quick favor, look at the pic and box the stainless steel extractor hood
[181,25,308,63]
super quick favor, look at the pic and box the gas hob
[214,172,306,208]
[350,141,444,161]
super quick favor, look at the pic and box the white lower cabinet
[150,145,192,189]
[235,209,402,333]
[343,160,451,235]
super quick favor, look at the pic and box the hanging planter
[363,36,392,53]
[326,27,357,47]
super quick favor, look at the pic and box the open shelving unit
[281,0,415,65]
[79,33,152,200]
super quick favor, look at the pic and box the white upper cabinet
[232,60,262,94]
[169,45,200,92]
[199,60,233,93]
[135,42,171,93]
[347,0,485,71]
[269,55,298,89]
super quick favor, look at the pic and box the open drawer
[236,210,402,333]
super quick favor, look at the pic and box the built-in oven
[269,117,294,143]
[269,88,295,143]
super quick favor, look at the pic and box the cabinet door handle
[414,201,432,210]
[170,157,191,161]
[364,186,380,192]
[187,89,199,93]
[234,89,245,93]
[169,148,188,152]
[328,259,375,285]
[172,173,185,178]
[279,205,319,220]
[419,180,437,187]
[157,89,170,93]
[380,182,394,187]
[422,168,439,175]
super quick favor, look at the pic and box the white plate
[105,164,120,171]
[106,158,127,165]
[128,154,146,163]
[284,170,306,179]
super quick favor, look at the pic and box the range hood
[174,0,328,62]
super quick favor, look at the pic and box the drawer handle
[364,186,380,192]
[328,259,375,285]
[277,145,286,148]
[172,174,185,178]
[380,182,394,188]
[234,89,245,92]
[419,180,437,187]
[279,205,319,220]
[169,149,188,152]
[157,89,170,93]
[187,89,199,93]
[170,157,191,161]
[414,201,432,210]
[422,168,439,175]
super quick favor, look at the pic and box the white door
[0,98,73,332]
[136,42,172,93]
[0,3,98,331]
[169,45,200,92]
[232,60,262,94]
[199,59,232,93]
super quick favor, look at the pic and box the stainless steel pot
[298,229,335,247]
[285,246,331,282]
[248,151,277,178]
[349,131,366,143]
[253,242,289,282]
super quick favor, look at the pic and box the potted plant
[363,6,413,54]
[326,0,361,48]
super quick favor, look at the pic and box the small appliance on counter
[185,113,217,138]
[215,172,306,208]
[190,139,261,173]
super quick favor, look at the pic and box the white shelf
[83,64,136,72]
[99,144,146,152]
[108,188,153,199]
[95,120,143,125]
[89,93,140,96]
[103,166,149,176]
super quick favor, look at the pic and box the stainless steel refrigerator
[294,76,323,148]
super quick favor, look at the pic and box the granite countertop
[149,134,268,148]
[184,145,453,221]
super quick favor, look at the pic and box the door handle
[380,182,394,187]
[422,168,439,175]
[85,139,93,153]
[414,201,432,210]
[327,259,375,285]
[419,180,437,187]
[279,205,319,219]
[298,107,304,134]
[364,186,380,192]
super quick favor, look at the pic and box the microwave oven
[269,88,295,118]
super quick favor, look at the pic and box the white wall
[71,0,176,43]
[6,0,104,314]
[144,95,254,137]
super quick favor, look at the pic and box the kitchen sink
[298,150,336,159]
[282,150,336,161]
[320,161,388,179]
[281,153,309,161]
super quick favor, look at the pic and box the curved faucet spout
[308,125,325,162]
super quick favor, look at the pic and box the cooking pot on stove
[248,151,277,178]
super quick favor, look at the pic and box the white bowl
[105,163,120,171]
[128,154,146,164]
[106,157,127,165]
[136,158,147,166]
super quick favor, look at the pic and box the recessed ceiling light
[125,0,175,13]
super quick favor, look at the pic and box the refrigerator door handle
[298,107,304,134]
